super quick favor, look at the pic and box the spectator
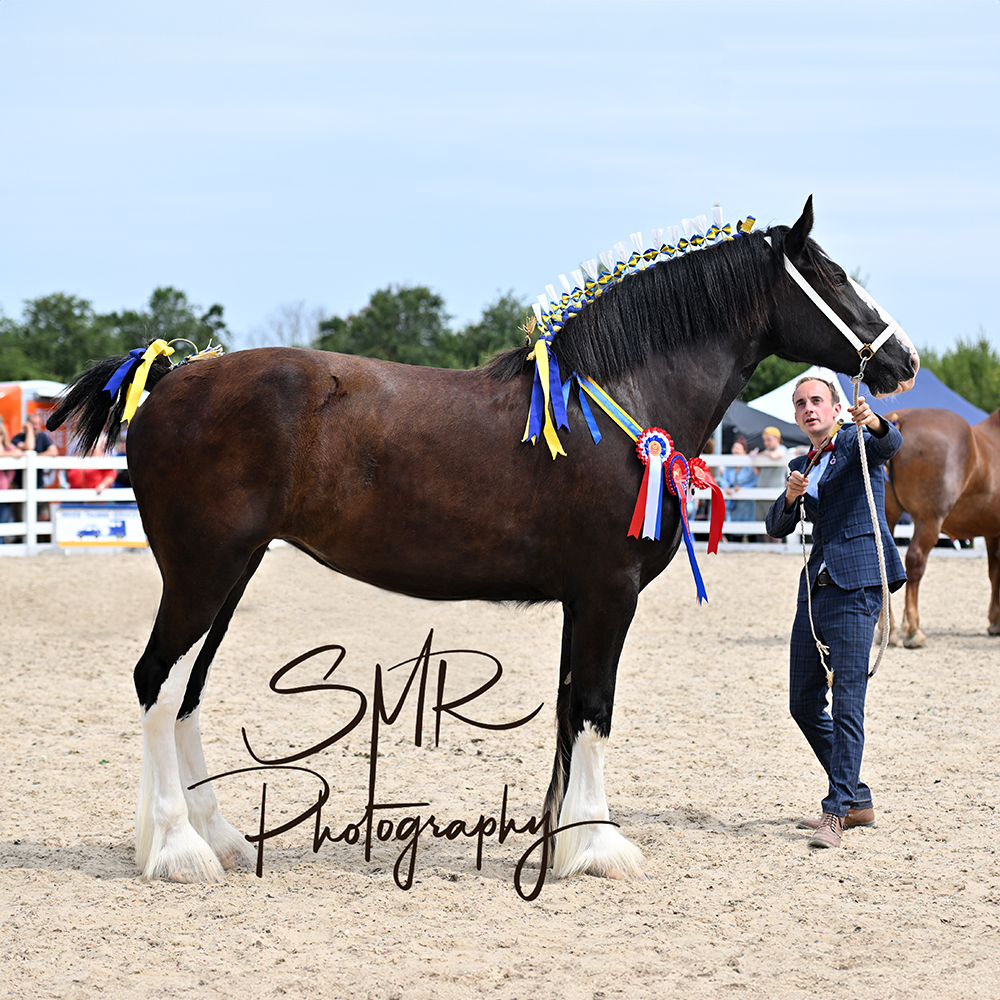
[753,426,789,543]
[0,422,24,542]
[720,436,758,540]
[11,412,59,530]
[67,452,117,493]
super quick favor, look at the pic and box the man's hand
[847,396,885,434]
[784,469,809,509]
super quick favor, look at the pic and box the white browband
[764,236,902,362]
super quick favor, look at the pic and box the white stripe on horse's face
[552,722,645,880]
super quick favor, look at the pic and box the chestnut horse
[879,406,1000,647]
[48,198,917,884]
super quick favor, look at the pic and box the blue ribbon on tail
[667,452,709,604]
[103,348,146,396]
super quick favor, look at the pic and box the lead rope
[850,371,892,679]
[798,499,833,685]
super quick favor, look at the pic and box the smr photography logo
[199,630,615,900]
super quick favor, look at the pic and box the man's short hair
[793,375,840,408]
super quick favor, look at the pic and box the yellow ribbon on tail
[123,339,175,423]
[522,337,567,459]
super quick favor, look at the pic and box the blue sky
[1,0,997,354]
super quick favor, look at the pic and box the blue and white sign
[55,503,147,547]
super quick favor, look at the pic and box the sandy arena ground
[1,544,998,999]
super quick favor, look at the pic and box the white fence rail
[686,454,917,543]
[0,453,923,557]
[0,454,135,556]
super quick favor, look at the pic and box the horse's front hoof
[552,823,645,881]
[902,629,927,649]
[988,622,1000,636]
[140,824,226,884]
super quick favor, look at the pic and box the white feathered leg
[135,639,225,883]
[552,722,645,879]
[176,707,254,870]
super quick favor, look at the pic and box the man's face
[792,380,841,442]
[762,432,780,451]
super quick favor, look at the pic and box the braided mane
[486,224,837,383]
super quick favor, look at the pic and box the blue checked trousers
[789,575,883,817]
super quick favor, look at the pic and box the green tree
[437,291,530,368]
[919,331,1000,413]
[0,293,123,382]
[315,285,452,366]
[109,286,230,357]
[740,356,810,402]
[0,312,49,380]
[314,287,529,369]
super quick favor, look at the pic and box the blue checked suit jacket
[765,420,906,594]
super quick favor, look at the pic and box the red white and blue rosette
[627,428,673,541]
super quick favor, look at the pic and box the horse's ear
[784,195,814,261]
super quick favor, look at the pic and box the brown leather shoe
[808,813,844,848]
[796,806,876,830]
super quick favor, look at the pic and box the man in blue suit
[766,377,906,849]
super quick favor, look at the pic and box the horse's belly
[941,497,1000,539]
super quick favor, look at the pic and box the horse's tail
[46,353,174,453]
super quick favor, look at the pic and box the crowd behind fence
[0,452,923,557]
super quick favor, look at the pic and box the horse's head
[769,196,919,397]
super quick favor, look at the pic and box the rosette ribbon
[522,336,567,459]
[627,428,672,541]
[666,452,709,605]
[688,456,725,555]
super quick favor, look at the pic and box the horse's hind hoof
[988,623,1000,636]
[902,630,927,649]
[873,627,901,648]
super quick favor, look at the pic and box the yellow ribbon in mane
[522,337,566,459]
[123,339,175,423]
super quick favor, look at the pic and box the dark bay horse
[879,406,1000,647]
[48,197,918,883]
